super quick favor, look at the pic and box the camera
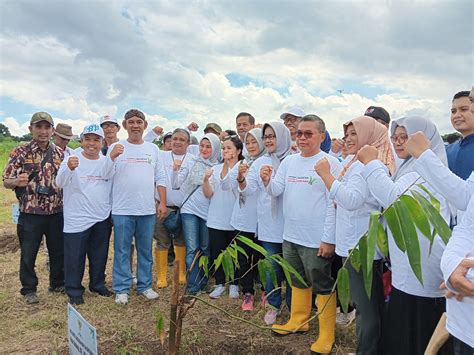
[36,186,51,195]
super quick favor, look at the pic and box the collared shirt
[2,140,64,215]
[446,133,474,180]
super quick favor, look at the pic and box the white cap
[280,106,305,120]
[100,115,118,126]
[81,123,104,138]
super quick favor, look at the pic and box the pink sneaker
[241,293,254,311]
[261,291,268,308]
[264,308,279,325]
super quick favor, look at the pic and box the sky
[0,0,472,139]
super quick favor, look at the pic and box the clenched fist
[260,165,273,185]
[203,168,213,182]
[406,132,430,159]
[357,145,378,165]
[152,126,164,135]
[237,163,249,182]
[110,144,124,161]
[173,159,182,171]
[68,156,79,170]
[331,138,344,154]
[314,157,330,177]
[187,122,199,132]
[16,172,29,187]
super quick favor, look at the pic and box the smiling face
[262,126,277,153]
[344,124,359,155]
[81,134,102,159]
[296,120,325,156]
[283,114,301,140]
[199,138,212,159]
[29,121,54,146]
[245,134,261,157]
[53,134,70,150]
[222,139,240,161]
[171,131,189,155]
[123,116,147,143]
[451,96,474,137]
[236,115,254,140]
[391,126,410,159]
[101,122,120,141]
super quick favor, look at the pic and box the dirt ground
[0,222,356,355]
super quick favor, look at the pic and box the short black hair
[301,114,326,133]
[236,112,255,125]
[452,91,470,101]
[223,135,244,161]
[225,129,237,136]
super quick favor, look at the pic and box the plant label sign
[67,303,98,355]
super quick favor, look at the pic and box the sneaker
[241,293,254,311]
[48,286,65,293]
[24,292,39,304]
[209,284,225,299]
[115,293,129,305]
[229,285,239,299]
[69,296,85,305]
[336,308,356,327]
[132,275,138,285]
[261,291,268,308]
[264,308,280,325]
[90,288,114,297]
[141,288,159,300]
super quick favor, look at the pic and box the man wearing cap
[281,106,332,154]
[100,115,120,155]
[3,112,65,304]
[110,109,167,305]
[53,123,76,158]
[56,124,124,305]
[364,106,391,128]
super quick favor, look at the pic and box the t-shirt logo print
[86,124,100,133]
[308,176,317,185]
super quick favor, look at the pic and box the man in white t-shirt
[261,115,342,354]
[110,109,167,305]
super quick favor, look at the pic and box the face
[53,134,70,150]
[222,140,240,160]
[171,132,189,155]
[123,116,147,141]
[283,114,301,138]
[245,134,261,157]
[163,137,172,151]
[81,134,102,157]
[101,122,120,140]
[470,86,474,113]
[391,126,409,159]
[262,126,277,153]
[29,121,54,144]
[236,116,254,139]
[344,124,359,155]
[296,121,325,154]
[451,96,474,136]
[199,138,212,159]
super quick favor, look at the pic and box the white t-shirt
[267,152,342,248]
[109,139,165,216]
[206,163,238,230]
[56,153,115,233]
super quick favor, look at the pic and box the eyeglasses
[390,135,409,144]
[296,130,315,139]
[262,134,276,141]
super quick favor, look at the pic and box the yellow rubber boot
[174,246,187,285]
[310,293,336,354]
[154,249,168,288]
[271,287,312,336]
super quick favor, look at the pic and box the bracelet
[237,177,245,183]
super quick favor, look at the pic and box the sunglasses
[296,130,315,139]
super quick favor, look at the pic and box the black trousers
[64,218,112,298]
[208,228,238,285]
[17,212,64,295]
[235,231,261,295]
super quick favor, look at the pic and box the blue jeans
[181,213,210,294]
[260,241,292,310]
[112,214,156,294]
[64,218,112,298]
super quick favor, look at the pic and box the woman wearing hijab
[203,136,243,299]
[357,116,452,355]
[315,116,395,354]
[220,128,266,310]
[172,133,221,295]
[237,122,292,325]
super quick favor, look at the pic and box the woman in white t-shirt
[56,124,123,305]
[202,136,243,300]
[172,133,221,295]
[358,116,452,355]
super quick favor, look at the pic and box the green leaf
[394,200,423,285]
[358,235,373,298]
[214,252,224,271]
[199,255,209,278]
[411,191,451,245]
[416,183,441,211]
[272,254,308,288]
[282,265,293,288]
[337,267,350,314]
[367,211,380,272]
[227,244,239,269]
[234,243,248,260]
[399,194,432,242]
[350,248,361,272]
[384,204,406,252]
[376,223,389,257]
[237,236,268,257]
[155,312,166,346]
[265,259,278,288]
[257,260,267,287]
[222,253,235,282]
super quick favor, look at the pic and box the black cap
[365,106,390,124]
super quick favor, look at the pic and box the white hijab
[187,133,222,188]
[262,121,292,171]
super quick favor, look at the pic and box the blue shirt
[446,134,474,180]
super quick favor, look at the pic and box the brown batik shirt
[2,140,64,215]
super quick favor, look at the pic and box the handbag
[163,186,199,233]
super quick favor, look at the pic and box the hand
[157,202,168,221]
[331,138,344,154]
[406,132,430,158]
[110,144,124,161]
[357,145,378,165]
[152,126,164,135]
[16,172,29,187]
[203,168,213,182]
[446,258,474,299]
[291,143,298,152]
[67,156,79,170]
[222,150,235,162]
[187,122,199,132]
[317,242,335,258]
[260,165,273,184]
[314,158,330,177]
[219,131,228,141]
[237,163,249,181]
[173,159,182,171]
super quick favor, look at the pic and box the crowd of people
[2,87,473,355]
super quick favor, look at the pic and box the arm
[3,147,26,189]
[266,160,287,197]
[239,163,258,195]
[202,169,214,198]
[330,168,369,211]
[221,163,239,191]
[55,158,76,188]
